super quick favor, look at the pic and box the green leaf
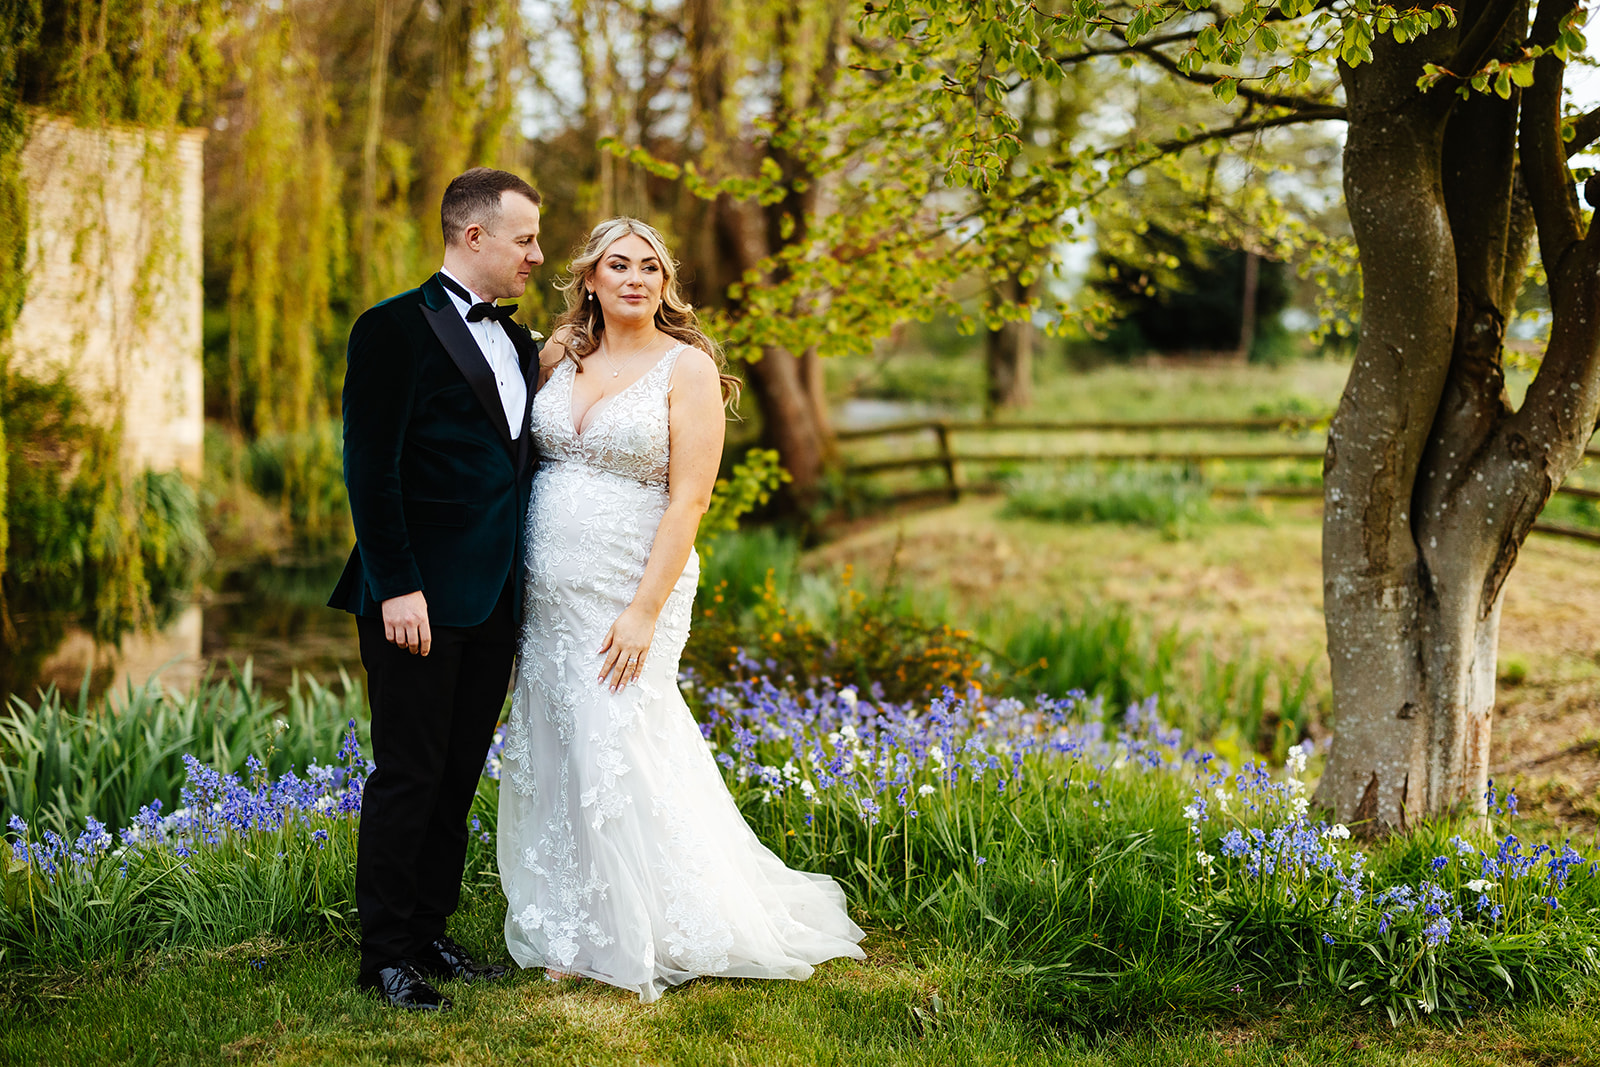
[1213,77,1238,103]
[1494,69,1512,98]
[1509,62,1535,88]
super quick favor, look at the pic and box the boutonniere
[527,328,545,341]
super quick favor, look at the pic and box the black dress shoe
[414,935,509,984]
[358,960,453,1011]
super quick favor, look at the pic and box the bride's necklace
[600,334,659,379]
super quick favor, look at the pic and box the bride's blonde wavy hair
[553,217,741,405]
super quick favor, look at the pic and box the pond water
[201,559,363,694]
[27,559,361,701]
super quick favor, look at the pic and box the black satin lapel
[421,300,515,455]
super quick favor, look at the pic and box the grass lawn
[6,910,1600,1066]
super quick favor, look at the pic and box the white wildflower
[1466,879,1497,893]
[1214,788,1231,813]
[1328,823,1351,840]
[799,780,817,799]
[918,784,937,796]
[1182,803,1202,822]
[1286,746,1308,777]
[1290,795,1310,817]
[1196,850,1214,868]
[930,745,947,768]
[839,687,858,708]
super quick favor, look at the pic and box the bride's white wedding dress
[497,343,866,1002]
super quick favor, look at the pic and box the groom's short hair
[441,168,542,245]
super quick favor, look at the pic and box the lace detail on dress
[537,345,684,486]
[498,338,865,1002]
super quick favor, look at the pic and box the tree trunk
[745,345,828,496]
[1316,38,1463,831]
[711,193,831,503]
[985,274,1034,415]
[682,0,843,503]
[1317,0,1600,830]
[1236,250,1259,362]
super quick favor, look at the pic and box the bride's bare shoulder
[669,343,717,376]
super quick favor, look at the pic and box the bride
[496,217,866,1002]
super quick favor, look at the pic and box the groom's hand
[382,591,432,656]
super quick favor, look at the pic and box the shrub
[684,548,992,704]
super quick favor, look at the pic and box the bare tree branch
[1141,105,1346,155]
[1566,105,1600,158]
[1130,42,1339,112]
[1050,29,1207,66]
[1522,0,1584,272]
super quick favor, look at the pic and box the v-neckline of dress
[567,344,682,440]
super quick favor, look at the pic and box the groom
[329,167,544,1011]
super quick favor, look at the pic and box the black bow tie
[467,301,518,325]
[437,272,518,326]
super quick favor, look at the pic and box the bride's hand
[598,606,656,692]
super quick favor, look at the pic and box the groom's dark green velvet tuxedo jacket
[328,274,540,628]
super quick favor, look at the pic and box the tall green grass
[0,664,367,836]
[992,606,1319,758]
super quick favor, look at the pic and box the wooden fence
[835,416,1600,545]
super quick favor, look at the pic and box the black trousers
[354,582,514,980]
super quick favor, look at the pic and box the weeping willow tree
[201,0,535,546]
[0,0,220,694]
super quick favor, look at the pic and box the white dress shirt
[439,266,527,440]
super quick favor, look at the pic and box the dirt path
[810,497,1600,822]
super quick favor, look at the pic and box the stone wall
[13,116,207,690]
[11,116,206,475]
